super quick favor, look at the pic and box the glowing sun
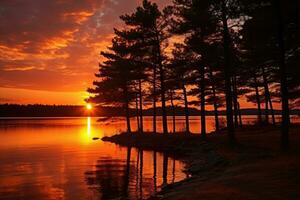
[86,103,92,110]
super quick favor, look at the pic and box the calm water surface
[0,116,299,200]
[0,117,188,200]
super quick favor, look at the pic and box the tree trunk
[209,69,219,132]
[261,66,276,125]
[182,83,190,133]
[155,32,168,135]
[238,102,243,127]
[124,86,131,133]
[254,75,262,124]
[200,65,206,139]
[153,66,157,133]
[265,94,269,124]
[125,103,131,133]
[274,0,290,151]
[138,80,143,133]
[232,76,239,128]
[159,65,168,134]
[261,66,271,124]
[269,96,276,125]
[170,91,176,133]
[221,0,236,145]
[135,93,140,132]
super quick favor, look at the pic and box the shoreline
[102,124,300,200]
[102,130,230,199]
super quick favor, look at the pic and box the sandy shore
[102,125,300,200]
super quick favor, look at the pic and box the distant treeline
[1,104,299,117]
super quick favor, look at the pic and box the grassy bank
[102,125,300,200]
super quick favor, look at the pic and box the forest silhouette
[87,0,300,150]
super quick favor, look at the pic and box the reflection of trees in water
[138,150,143,199]
[172,158,176,184]
[162,153,168,187]
[153,151,157,194]
[84,148,181,200]
[85,147,135,200]
[122,147,132,198]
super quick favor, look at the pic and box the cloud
[0,0,170,103]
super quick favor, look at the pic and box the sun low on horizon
[86,103,93,110]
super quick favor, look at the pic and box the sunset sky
[0,0,169,105]
[0,0,272,108]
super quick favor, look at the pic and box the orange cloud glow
[0,0,159,104]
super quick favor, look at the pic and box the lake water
[0,115,299,200]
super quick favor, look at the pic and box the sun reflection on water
[87,117,91,137]
[80,117,93,144]
[81,117,103,144]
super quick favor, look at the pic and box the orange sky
[0,0,279,109]
[0,0,171,105]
